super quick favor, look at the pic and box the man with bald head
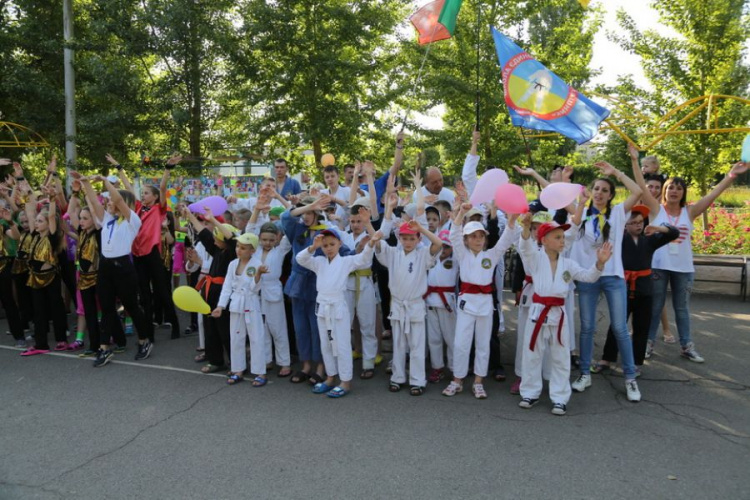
[413,166,455,205]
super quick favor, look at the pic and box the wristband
[115,164,123,170]
[51,172,59,177]
[15,176,24,181]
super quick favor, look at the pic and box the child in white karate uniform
[442,203,519,399]
[296,228,379,398]
[517,217,611,415]
[375,219,442,396]
[212,233,268,386]
[425,229,458,383]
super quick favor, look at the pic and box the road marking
[0,345,226,378]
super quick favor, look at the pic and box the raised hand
[593,161,618,177]
[312,234,325,249]
[13,162,23,177]
[513,165,535,177]
[730,161,748,177]
[0,158,10,167]
[597,241,613,264]
[407,219,424,232]
[166,154,183,167]
[627,143,639,160]
[47,154,57,173]
[105,153,120,166]
[411,168,422,189]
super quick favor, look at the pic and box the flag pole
[474,1,480,132]
[400,30,437,133]
[519,127,535,169]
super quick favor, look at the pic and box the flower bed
[692,206,750,255]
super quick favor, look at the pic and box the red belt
[624,269,651,298]
[196,275,225,301]
[460,282,493,295]
[529,293,565,351]
[424,286,455,312]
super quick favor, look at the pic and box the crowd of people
[1,131,747,415]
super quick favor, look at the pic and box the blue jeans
[577,276,637,379]
[291,298,322,363]
[647,269,694,347]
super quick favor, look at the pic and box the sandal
[201,364,225,374]
[410,385,425,396]
[442,381,463,397]
[227,374,243,385]
[389,382,402,393]
[312,382,334,394]
[663,333,676,344]
[327,386,348,398]
[472,383,488,399]
[252,376,267,387]
[290,371,310,384]
[278,368,292,378]
[194,352,206,363]
[360,369,375,380]
[309,373,325,386]
[493,366,507,382]
[590,362,611,374]
[66,340,84,351]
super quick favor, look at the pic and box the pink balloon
[189,195,228,215]
[540,183,584,211]
[494,184,529,214]
[469,169,509,205]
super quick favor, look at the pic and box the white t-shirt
[651,206,695,273]
[100,210,142,258]
[412,186,455,205]
[570,203,627,278]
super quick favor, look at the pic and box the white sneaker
[626,379,641,402]
[571,374,592,393]
[680,342,705,363]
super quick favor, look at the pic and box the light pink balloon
[189,195,228,215]
[540,183,584,210]
[469,169,509,205]
[494,184,529,214]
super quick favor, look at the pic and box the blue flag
[491,27,609,145]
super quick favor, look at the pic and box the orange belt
[196,275,225,301]
[624,269,651,298]
[423,286,455,312]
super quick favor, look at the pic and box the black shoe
[551,403,567,416]
[93,349,113,368]
[135,341,153,361]
[171,328,180,340]
[570,354,580,370]
[518,397,539,409]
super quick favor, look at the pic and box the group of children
[3,132,747,415]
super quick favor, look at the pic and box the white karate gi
[375,242,436,387]
[344,231,378,369]
[296,244,375,382]
[256,236,292,368]
[217,258,264,375]
[450,222,519,379]
[185,242,212,350]
[517,236,601,405]
[425,255,458,371]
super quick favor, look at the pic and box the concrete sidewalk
[0,293,748,499]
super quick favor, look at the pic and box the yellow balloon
[173,286,211,315]
[321,153,335,167]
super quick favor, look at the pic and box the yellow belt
[349,269,373,303]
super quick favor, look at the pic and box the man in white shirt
[412,167,455,206]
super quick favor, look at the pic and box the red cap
[214,215,225,223]
[398,222,418,235]
[630,204,650,218]
[537,222,571,243]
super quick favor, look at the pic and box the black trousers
[98,255,153,346]
[0,264,23,340]
[375,266,392,332]
[31,275,68,350]
[13,271,34,328]
[152,268,173,324]
[58,251,77,309]
[80,286,101,349]
[602,294,652,366]
[204,311,230,367]
[134,247,179,335]
[187,270,199,329]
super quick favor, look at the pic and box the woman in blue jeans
[569,162,643,402]
[646,161,748,363]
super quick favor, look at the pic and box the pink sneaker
[66,340,84,351]
[427,368,445,383]
[20,347,50,357]
[510,377,522,395]
[54,341,68,351]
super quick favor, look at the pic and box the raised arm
[628,144,660,215]
[411,168,425,218]
[99,175,133,221]
[513,165,549,189]
[688,162,748,220]
[389,131,405,178]
[68,185,81,230]
[594,161,642,213]
[462,128,481,196]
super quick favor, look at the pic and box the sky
[415,0,671,129]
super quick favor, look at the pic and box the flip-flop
[201,364,225,374]
[290,371,310,384]
[227,374,243,385]
[278,369,292,378]
[194,353,206,363]
[312,382,334,394]
[326,386,348,398]
[252,376,267,387]
[360,369,375,380]
[389,382,402,393]
[590,362,611,374]
[663,334,676,344]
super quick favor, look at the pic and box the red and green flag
[410,0,464,45]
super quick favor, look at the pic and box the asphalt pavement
[1,293,749,499]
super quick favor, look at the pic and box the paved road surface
[1,294,748,499]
